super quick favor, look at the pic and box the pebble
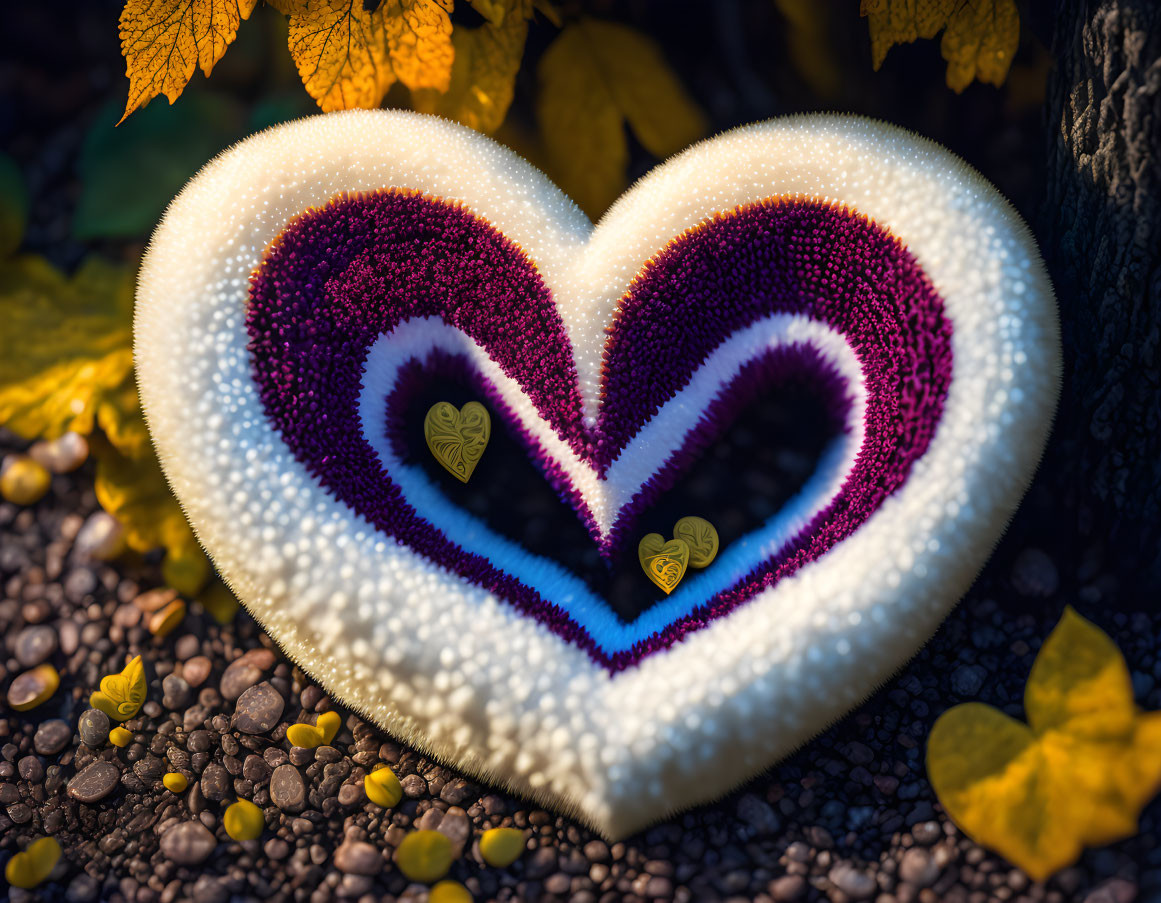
[182,655,212,688]
[770,874,807,901]
[395,831,453,882]
[18,756,44,782]
[72,511,124,560]
[232,682,284,734]
[14,624,57,667]
[7,663,59,711]
[78,708,110,747]
[829,862,877,900]
[950,663,986,696]
[67,761,120,803]
[33,719,71,755]
[911,821,942,845]
[160,821,217,866]
[223,799,264,840]
[199,763,230,801]
[148,598,186,637]
[270,763,306,812]
[29,432,88,472]
[0,455,51,505]
[480,827,525,867]
[737,793,781,834]
[161,674,191,709]
[334,840,382,876]
[437,805,471,855]
[1011,547,1059,597]
[899,847,940,887]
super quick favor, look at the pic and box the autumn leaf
[119,0,258,122]
[0,255,135,442]
[274,0,454,113]
[928,607,1161,880]
[536,18,707,218]
[92,426,211,596]
[860,0,1019,92]
[412,0,531,134]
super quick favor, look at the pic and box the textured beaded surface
[136,110,1060,839]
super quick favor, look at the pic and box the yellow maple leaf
[275,0,454,113]
[860,0,1019,92]
[412,0,530,134]
[536,18,707,219]
[0,255,135,442]
[928,607,1161,880]
[118,0,258,122]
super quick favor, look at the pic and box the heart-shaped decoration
[136,111,1060,838]
[286,709,343,749]
[638,534,691,594]
[424,401,490,483]
[673,516,719,569]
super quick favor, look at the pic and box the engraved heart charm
[424,401,490,483]
[638,534,690,594]
[136,111,1060,838]
[673,516,719,569]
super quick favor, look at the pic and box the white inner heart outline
[136,110,1059,838]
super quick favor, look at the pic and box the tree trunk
[1039,0,1161,586]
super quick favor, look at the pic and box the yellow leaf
[0,255,135,442]
[412,2,529,134]
[536,19,707,218]
[118,0,258,122]
[940,0,1019,91]
[927,609,1161,880]
[278,0,454,113]
[859,0,1019,92]
[1025,605,1136,741]
[93,435,210,596]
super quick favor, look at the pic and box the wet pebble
[161,674,191,709]
[78,709,110,747]
[199,763,230,801]
[67,760,120,803]
[829,862,876,900]
[900,847,940,887]
[160,821,217,866]
[14,624,57,667]
[334,840,381,875]
[270,763,306,813]
[33,719,72,755]
[232,682,284,734]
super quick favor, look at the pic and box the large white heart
[135,110,1059,839]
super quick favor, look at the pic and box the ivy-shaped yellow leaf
[118,0,259,122]
[412,0,531,134]
[536,18,707,219]
[860,0,1019,92]
[0,255,135,442]
[92,427,211,596]
[274,0,454,113]
[928,607,1161,880]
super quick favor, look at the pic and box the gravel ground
[2,431,1160,903]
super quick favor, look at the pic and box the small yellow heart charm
[5,836,61,889]
[424,401,491,483]
[673,516,720,569]
[90,655,147,722]
[286,709,342,749]
[638,534,691,595]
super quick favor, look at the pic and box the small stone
[33,719,71,756]
[0,455,51,505]
[174,634,200,660]
[480,827,525,867]
[737,793,781,834]
[900,847,940,887]
[18,756,44,782]
[270,764,306,813]
[14,625,57,668]
[828,862,876,900]
[437,806,470,855]
[334,840,382,876]
[223,799,264,841]
[1082,877,1137,903]
[182,655,212,688]
[365,765,402,808]
[7,664,59,711]
[148,598,187,638]
[164,773,189,793]
[200,763,230,801]
[67,761,120,803]
[337,782,364,807]
[525,847,557,880]
[264,837,290,861]
[1011,548,1059,597]
[65,873,100,903]
[160,821,217,866]
[950,664,986,697]
[73,511,125,560]
[911,821,941,845]
[770,875,807,901]
[219,658,266,701]
[400,773,426,798]
[395,831,451,882]
[161,674,192,709]
[232,682,284,734]
[29,432,88,473]
[78,709,110,747]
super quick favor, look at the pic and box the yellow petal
[1025,607,1136,742]
[5,836,61,889]
[224,799,264,841]
[365,765,403,808]
[395,830,453,882]
[479,827,524,867]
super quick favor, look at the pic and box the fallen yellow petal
[430,879,473,903]
[479,827,525,867]
[365,764,403,808]
[109,726,133,747]
[395,830,453,883]
[163,772,188,793]
[4,836,61,889]
[224,799,264,841]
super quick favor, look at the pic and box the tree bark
[1040,0,1161,585]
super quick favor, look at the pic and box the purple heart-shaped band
[136,111,1059,837]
